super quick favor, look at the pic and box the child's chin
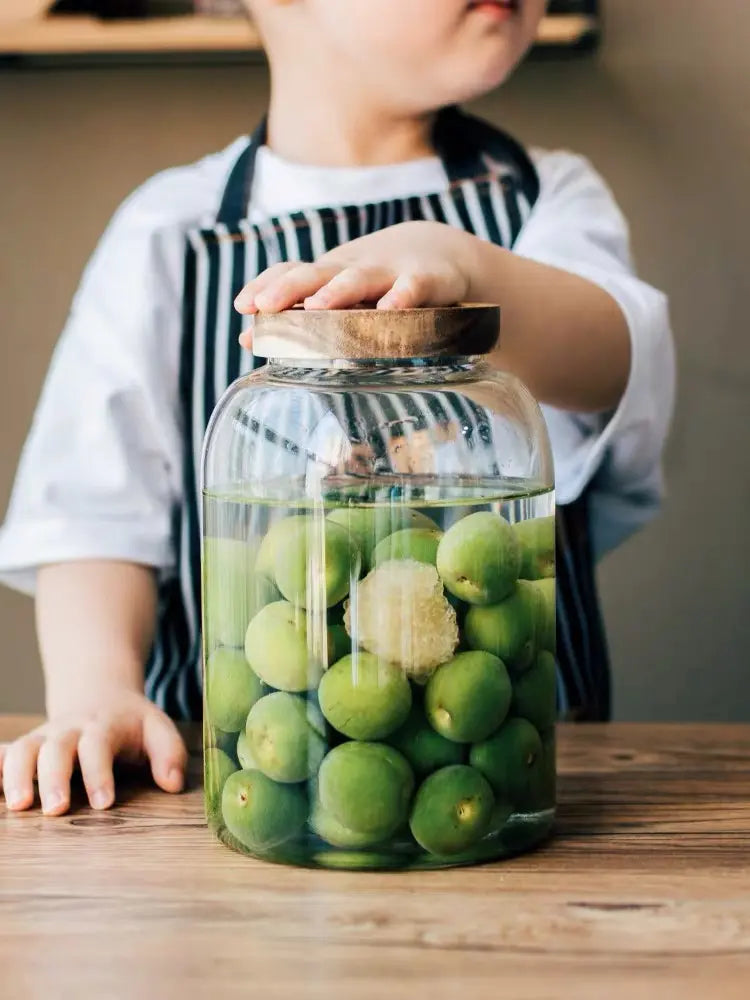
[437,59,517,105]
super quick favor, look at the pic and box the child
[0,0,674,816]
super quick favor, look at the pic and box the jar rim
[252,303,500,362]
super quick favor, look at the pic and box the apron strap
[216,118,268,226]
[216,107,540,226]
[432,105,540,204]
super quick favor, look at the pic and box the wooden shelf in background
[1,12,598,60]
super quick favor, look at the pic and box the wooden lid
[252,304,500,361]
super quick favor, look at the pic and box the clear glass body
[202,357,556,870]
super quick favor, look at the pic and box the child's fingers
[377,272,438,310]
[234,262,299,313]
[238,317,254,351]
[304,266,396,310]
[142,711,188,794]
[2,732,44,811]
[252,263,343,313]
[377,270,466,311]
[36,729,79,815]
[77,723,117,811]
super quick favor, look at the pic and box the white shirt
[0,140,675,594]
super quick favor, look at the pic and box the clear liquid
[203,478,556,870]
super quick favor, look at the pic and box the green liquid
[203,478,556,871]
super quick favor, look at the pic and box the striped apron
[146,107,611,723]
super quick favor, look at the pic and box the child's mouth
[467,0,520,20]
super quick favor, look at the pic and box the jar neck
[264,356,489,386]
[265,355,484,371]
[267,355,487,383]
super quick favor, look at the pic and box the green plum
[503,726,556,815]
[318,652,412,740]
[372,528,443,568]
[511,650,557,731]
[203,537,280,648]
[273,517,360,608]
[425,650,512,743]
[305,697,328,741]
[205,647,266,732]
[311,849,408,871]
[245,692,327,783]
[515,516,556,580]
[318,742,414,836]
[436,511,520,606]
[309,800,392,849]
[464,580,541,674]
[529,578,556,653]
[221,769,307,851]
[236,729,257,770]
[204,747,238,818]
[206,724,240,762]
[245,600,324,692]
[388,705,465,777]
[255,515,306,579]
[470,717,543,808]
[409,764,494,855]
[327,507,439,573]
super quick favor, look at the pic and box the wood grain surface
[2,719,749,1000]
[252,304,501,361]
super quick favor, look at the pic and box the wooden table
[1,719,749,1000]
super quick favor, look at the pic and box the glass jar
[202,305,556,870]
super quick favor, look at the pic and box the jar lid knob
[251,304,500,360]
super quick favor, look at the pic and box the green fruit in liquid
[318,742,414,836]
[529,577,556,653]
[318,652,412,740]
[372,528,443,568]
[255,516,305,579]
[389,704,465,777]
[511,650,557,732]
[464,580,541,674]
[470,717,543,808]
[206,724,240,762]
[309,800,392,849]
[515,516,556,580]
[203,537,279,648]
[221,769,307,851]
[409,764,494,855]
[436,511,520,606]
[327,507,439,573]
[245,691,327,783]
[236,729,257,770]
[273,517,359,608]
[205,647,266,733]
[425,650,512,743]
[204,747,238,818]
[245,600,324,692]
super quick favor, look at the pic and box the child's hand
[0,690,187,816]
[235,221,474,341]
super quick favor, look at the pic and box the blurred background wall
[1,0,748,719]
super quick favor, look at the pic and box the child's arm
[236,222,629,413]
[1,562,186,816]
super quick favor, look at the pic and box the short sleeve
[0,183,187,594]
[516,151,676,557]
